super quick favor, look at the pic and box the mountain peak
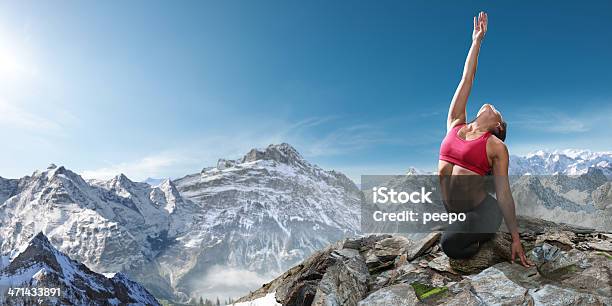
[25,232,58,257]
[8,232,56,262]
[157,178,179,193]
[2,232,161,305]
[526,150,549,158]
[4,232,61,277]
[34,165,88,188]
[32,231,51,244]
[41,164,67,176]
[112,173,135,187]
[240,143,306,166]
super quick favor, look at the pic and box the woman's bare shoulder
[487,136,508,160]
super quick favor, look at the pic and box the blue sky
[0,1,611,181]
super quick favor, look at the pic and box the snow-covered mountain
[163,143,362,300]
[0,164,197,300]
[506,149,612,230]
[511,167,611,231]
[0,164,195,274]
[510,149,612,178]
[0,144,362,302]
[143,178,169,187]
[404,149,612,177]
[0,232,160,306]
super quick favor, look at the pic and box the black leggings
[440,194,503,259]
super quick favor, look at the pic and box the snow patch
[231,292,281,306]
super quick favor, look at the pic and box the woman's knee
[440,233,462,259]
[441,232,478,259]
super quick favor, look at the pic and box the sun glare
[0,29,37,82]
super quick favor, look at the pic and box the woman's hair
[492,121,507,141]
[486,120,507,179]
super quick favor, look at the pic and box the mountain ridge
[1,144,611,302]
[510,149,612,178]
[0,143,363,302]
[0,232,160,306]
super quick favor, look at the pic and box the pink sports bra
[439,123,492,176]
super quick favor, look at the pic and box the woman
[438,12,531,267]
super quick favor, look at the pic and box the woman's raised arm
[447,12,487,131]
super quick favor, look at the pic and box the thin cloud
[287,116,337,131]
[507,106,612,154]
[513,115,589,133]
[303,124,389,157]
[282,116,432,157]
[81,153,198,181]
[0,99,64,132]
[77,115,439,181]
[78,116,388,180]
[510,107,612,134]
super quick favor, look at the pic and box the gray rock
[357,283,419,306]
[450,233,511,274]
[273,244,339,306]
[467,266,528,305]
[365,236,412,273]
[363,232,439,273]
[407,232,441,260]
[488,262,542,289]
[587,240,612,252]
[428,253,457,274]
[312,249,369,306]
[528,243,577,279]
[535,231,576,250]
[371,236,413,260]
[438,288,483,306]
[528,284,612,306]
[369,262,419,292]
[511,215,595,235]
[560,251,612,297]
[392,265,433,287]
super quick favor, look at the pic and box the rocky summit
[235,216,611,306]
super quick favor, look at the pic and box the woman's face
[477,103,503,125]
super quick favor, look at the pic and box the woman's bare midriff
[438,160,488,212]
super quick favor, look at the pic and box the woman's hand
[511,239,533,267]
[472,11,488,42]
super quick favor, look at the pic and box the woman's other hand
[511,239,533,267]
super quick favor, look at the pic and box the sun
[0,28,37,82]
